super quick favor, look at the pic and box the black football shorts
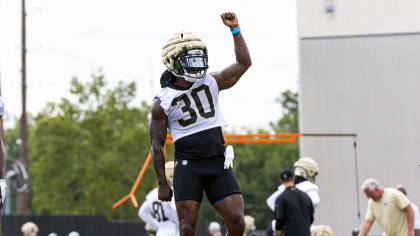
[173,154,242,205]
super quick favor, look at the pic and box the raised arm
[211,12,252,91]
[149,99,172,201]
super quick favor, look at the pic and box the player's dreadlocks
[160,69,176,88]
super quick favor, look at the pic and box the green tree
[28,71,155,219]
[270,90,299,132]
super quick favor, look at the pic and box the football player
[311,225,333,236]
[0,97,6,210]
[244,215,257,236]
[266,157,320,232]
[139,161,179,236]
[396,185,420,236]
[149,12,251,236]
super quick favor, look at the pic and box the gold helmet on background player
[244,215,256,234]
[294,157,319,182]
[165,161,175,186]
[162,31,208,82]
[21,222,39,236]
[312,225,333,236]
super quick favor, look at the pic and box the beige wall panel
[300,34,420,235]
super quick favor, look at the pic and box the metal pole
[0,64,4,178]
[353,137,361,222]
[19,0,29,214]
[0,64,3,236]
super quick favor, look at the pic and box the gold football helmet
[165,161,175,186]
[162,31,208,82]
[21,222,39,236]
[294,157,319,182]
[312,225,333,236]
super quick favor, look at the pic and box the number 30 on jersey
[171,84,215,127]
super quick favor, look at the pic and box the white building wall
[299,34,420,235]
[298,0,420,37]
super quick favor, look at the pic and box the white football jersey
[156,74,227,142]
[138,188,179,234]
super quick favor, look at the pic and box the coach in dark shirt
[274,168,314,236]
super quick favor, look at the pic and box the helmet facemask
[174,48,208,82]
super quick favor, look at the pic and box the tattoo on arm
[149,99,169,185]
[212,31,252,91]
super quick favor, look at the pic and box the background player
[149,12,251,236]
[21,222,39,236]
[397,185,420,236]
[0,97,6,210]
[139,161,179,236]
[267,157,320,233]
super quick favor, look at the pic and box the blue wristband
[230,26,240,35]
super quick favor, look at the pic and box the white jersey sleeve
[412,203,420,230]
[267,180,320,211]
[139,197,159,230]
[266,185,286,211]
[296,181,320,208]
[139,188,179,230]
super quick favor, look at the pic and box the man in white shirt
[139,161,179,236]
[397,185,420,236]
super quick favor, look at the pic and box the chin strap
[165,66,207,84]
[182,75,199,83]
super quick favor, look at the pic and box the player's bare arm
[211,12,252,91]
[149,99,172,201]
[405,204,415,236]
[357,220,373,236]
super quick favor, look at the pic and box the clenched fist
[158,184,173,202]
[220,12,239,29]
